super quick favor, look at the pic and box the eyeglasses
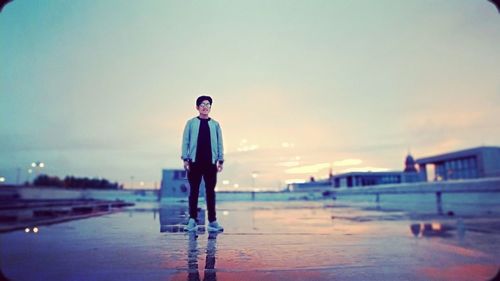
[199,103,211,108]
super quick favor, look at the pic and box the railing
[332,177,500,215]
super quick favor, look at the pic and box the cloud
[333,158,363,167]
[276,161,300,167]
[285,163,331,174]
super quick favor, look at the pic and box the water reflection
[159,204,206,233]
[410,221,459,238]
[24,226,40,234]
[187,232,219,281]
[188,232,200,281]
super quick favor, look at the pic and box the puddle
[0,201,498,281]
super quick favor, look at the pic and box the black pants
[188,162,217,223]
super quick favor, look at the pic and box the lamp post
[16,167,21,185]
[27,169,33,184]
[251,171,258,188]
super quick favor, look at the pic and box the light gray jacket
[181,117,224,164]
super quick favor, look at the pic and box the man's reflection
[188,232,200,281]
[187,232,218,281]
[204,232,218,281]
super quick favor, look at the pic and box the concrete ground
[0,200,499,281]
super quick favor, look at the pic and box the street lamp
[31,161,45,168]
[31,161,45,184]
[0,177,5,184]
[31,161,45,171]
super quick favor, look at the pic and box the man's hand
[183,161,190,172]
[217,161,223,173]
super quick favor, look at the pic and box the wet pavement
[0,200,499,281]
[0,199,134,233]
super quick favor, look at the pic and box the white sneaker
[185,218,197,232]
[207,221,224,232]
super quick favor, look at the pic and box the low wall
[2,186,159,202]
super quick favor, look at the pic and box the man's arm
[181,120,191,170]
[216,122,224,172]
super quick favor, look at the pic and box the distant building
[290,153,421,190]
[416,146,500,181]
[288,180,331,192]
[332,171,404,188]
[331,153,421,188]
[160,169,205,200]
[289,146,500,190]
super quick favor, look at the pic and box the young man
[182,95,224,232]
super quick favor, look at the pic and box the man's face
[197,100,211,115]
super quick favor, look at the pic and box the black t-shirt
[195,117,212,165]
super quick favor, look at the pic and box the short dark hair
[196,95,213,107]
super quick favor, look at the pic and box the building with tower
[290,153,422,190]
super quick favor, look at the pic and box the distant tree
[34,174,121,189]
[33,174,63,187]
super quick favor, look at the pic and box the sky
[1,1,499,190]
